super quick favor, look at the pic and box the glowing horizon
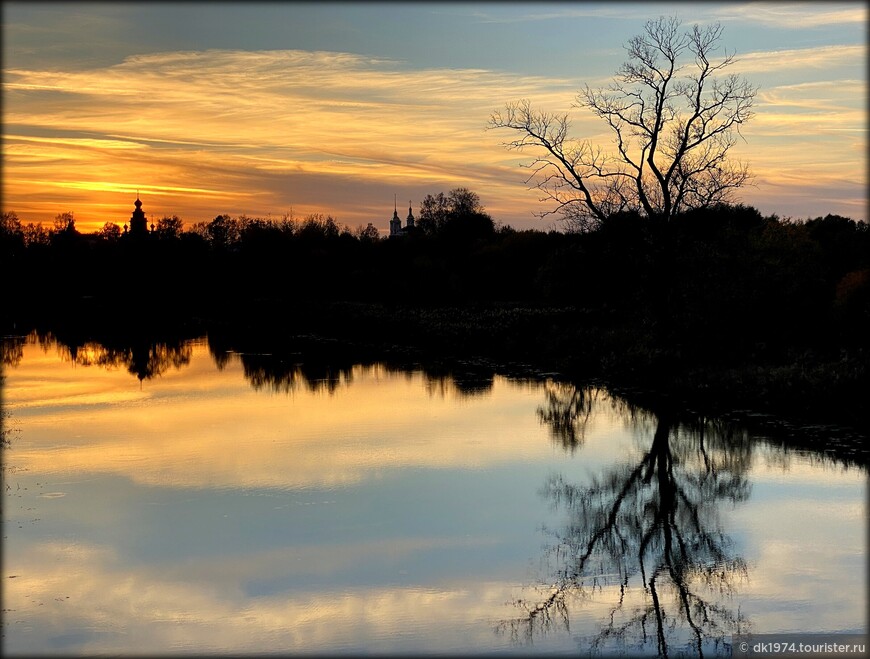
[3,2,866,234]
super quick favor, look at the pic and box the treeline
[4,200,868,337]
[3,200,869,330]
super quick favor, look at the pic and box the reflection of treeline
[207,330,504,397]
[1,326,506,399]
[4,326,867,467]
[4,328,194,381]
[3,203,869,427]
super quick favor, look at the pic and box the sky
[2,1,867,234]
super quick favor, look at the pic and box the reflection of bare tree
[1,335,25,368]
[421,362,495,398]
[505,391,753,657]
[69,340,191,381]
[128,341,192,380]
[537,382,599,452]
[207,334,368,394]
[240,353,356,394]
[209,335,504,399]
[31,330,192,381]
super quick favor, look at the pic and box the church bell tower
[129,193,148,236]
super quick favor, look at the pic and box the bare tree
[52,211,76,234]
[155,215,184,240]
[97,222,122,242]
[489,16,757,231]
[418,188,492,237]
[355,222,380,243]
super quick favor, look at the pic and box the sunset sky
[3,1,867,233]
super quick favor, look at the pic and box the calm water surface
[1,334,866,656]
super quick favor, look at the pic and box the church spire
[406,200,415,229]
[129,192,147,236]
[389,193,402,237]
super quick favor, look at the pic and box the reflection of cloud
[2,540,547,655]
[10,530,849,656]
[7,342,556,490]
[729,492,866,633]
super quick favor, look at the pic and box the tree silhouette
[203,214,240,250]
[97,222,122,242]
[504,391,752,657]
[490,16,757,231]
[356,222,380,243]
[19,222,50,246]
[52,211,76,234]
[418,188,494,239]
[155,215,184,240]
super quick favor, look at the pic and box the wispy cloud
[730,44,866,74]
[452,5,647,25]
[712,2,868,28]
[444,2,867,29]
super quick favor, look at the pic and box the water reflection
[537,382,599,453]
[7,327,867,480]
[206,331,501,397]
[1,334,25,367]
[13,329,193,381]
[2,331,866,656]
[6,328,505,403]
[511,389,759,656]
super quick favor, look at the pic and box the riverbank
[5,296,869,441]
[298,301,870,435]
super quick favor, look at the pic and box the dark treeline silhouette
[3,201,869,428]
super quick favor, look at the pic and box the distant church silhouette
[126,193,150,237]
[123,194,416,239]
[389,197,416,238]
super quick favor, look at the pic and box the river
[1,332,866,656]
